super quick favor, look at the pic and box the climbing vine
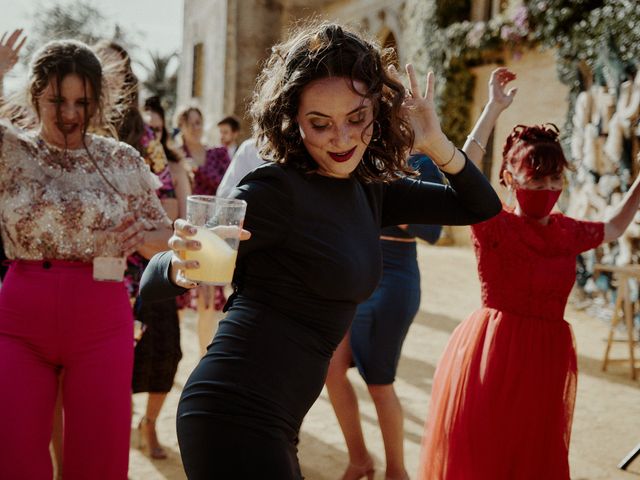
[408,0,640,148]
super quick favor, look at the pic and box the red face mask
[515,189,561,219]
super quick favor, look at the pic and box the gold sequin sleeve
[110,141,172,230]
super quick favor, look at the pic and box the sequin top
[0,120,171,262]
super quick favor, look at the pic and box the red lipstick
[328,146,356,163]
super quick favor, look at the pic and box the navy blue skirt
[350,239,421,384]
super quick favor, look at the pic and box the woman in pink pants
[0,33,171,479]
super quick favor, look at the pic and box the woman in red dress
[419,68,640,480]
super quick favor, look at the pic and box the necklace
[33,133,124,199]
[35,136,73,180]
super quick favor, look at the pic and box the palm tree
[140,51,178,114]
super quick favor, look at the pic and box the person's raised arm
[0,29,27,98]
[603,163,640,243]
[389,64,467,175]
[463,67,517,169]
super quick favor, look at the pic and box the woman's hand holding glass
[168,219,251,289]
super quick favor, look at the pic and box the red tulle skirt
[418,307,576,480]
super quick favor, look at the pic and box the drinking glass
[183,195,247,285]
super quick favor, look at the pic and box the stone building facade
[179,0,567,161]
[178,0,406,143]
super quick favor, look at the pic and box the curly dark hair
[499,123,571,186]
[250,22,414,182]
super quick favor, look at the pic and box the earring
[505,187,514,208]
[371,120,381,142]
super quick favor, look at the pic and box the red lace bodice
[471,209,604,320]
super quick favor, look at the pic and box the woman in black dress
[140,22,502,479]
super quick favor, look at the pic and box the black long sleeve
[379,153,501,228]
[139,158,501,304]
[381,153,445,243]
[139,250,187,302]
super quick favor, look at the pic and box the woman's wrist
[485,101,506,116]
[414,133,450,161]
[168,258,182,286]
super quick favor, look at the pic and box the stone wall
[226,0,286,139]
[177,0,229,144]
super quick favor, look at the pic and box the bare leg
[196,286,223,357]
[51,373,64,480]
[140,392,169,459]
[326,332,374,479]
[368,384,408,480]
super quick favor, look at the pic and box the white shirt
[217,138,266,198]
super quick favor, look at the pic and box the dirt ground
[129,244,640,480]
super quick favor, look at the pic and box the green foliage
[440,60,476,148]
[140,51,179,114]
[525,0,604,45]
[527,0,640,144]
[415,0,640,151]
[23,0,135,62]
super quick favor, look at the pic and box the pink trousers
[0,260,134,479]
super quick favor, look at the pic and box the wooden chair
[594,263,640,380]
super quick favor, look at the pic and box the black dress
[140,155,501,479]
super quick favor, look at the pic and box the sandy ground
[129,244,640,480]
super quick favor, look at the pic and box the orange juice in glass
[183,196,247,285]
